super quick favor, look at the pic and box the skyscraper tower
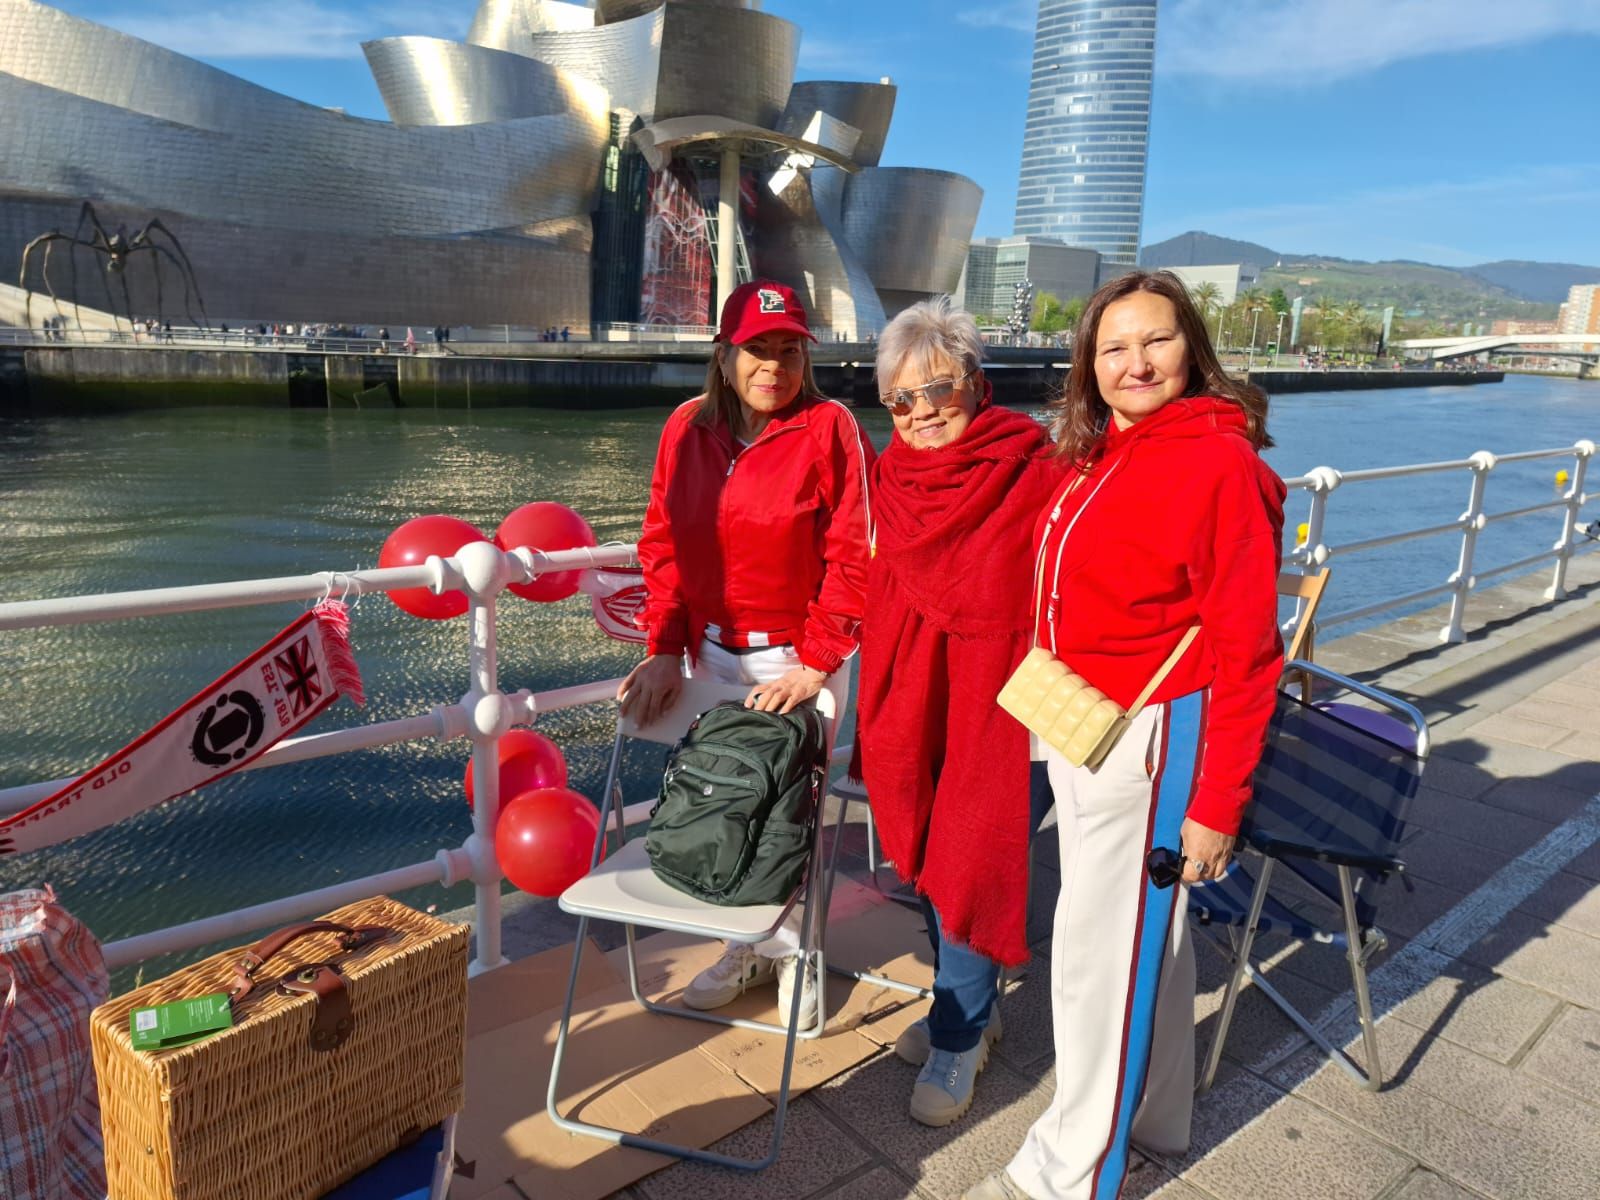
[1013,0,1157,267]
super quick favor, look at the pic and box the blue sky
[54,0,1600,266]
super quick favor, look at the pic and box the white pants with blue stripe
[1008,694,1200,1200]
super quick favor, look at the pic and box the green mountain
[1140,232,1285,269]
[1257,259,1553,324]
[1137,231,1588,324]
[1465,261,1600,305]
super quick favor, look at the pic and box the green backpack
[645,701,828,906]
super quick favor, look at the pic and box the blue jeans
[923,761,1055,1053]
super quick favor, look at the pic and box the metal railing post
[1442,451,1495,643]
[1546,440,1595,600]
[1292,467,1340,630]
[455,541,511,974]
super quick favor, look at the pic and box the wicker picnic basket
[89,896,469,1200]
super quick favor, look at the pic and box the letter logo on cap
[758,288,786,313]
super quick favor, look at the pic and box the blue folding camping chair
[1189,660,1429,1092]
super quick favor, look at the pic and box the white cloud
[1146,165,1600,265]
[956,1,1035,33]
[88,0,470,59]
[1159,0,1600,84]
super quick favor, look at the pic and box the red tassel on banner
[313,600,366,707]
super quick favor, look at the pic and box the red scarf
[857,404,1064,965]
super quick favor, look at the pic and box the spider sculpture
[19,201,208,337]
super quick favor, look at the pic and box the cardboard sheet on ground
[466,935,617,1039]
[451,881,934,1200]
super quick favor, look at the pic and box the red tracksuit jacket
[637,394,876,675]
[1034,396,1287,833]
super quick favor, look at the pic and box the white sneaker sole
[681,959,777,1011]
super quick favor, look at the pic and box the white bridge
[1394,331,1599,365]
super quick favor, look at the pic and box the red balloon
[494,787,602,897]
[379,515,485,619]
[463,730,569,809]
[494,502,598,602]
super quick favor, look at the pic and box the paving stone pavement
[486,555,1600,1200]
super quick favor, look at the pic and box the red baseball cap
[717,279,816,344]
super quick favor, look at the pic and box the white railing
[0,325,439,355]
[0,542,643,975]
[1283,440,1598,641]
[595,321,717,344]
[2,440,1597,976]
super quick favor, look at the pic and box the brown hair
[1052,269,1272,467]
[691,341,825,430]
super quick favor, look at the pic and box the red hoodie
[637,394,875,674]
[1034,397,1286,834]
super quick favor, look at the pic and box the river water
[1,373,1595,964]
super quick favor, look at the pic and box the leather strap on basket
[229,920,391,1001]
[278,963,355,1053]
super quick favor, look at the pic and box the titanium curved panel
[654,5,797,129]
[835,168,983,297]
[467,0,593,44]
[0,0,601,176]
[363,37,608,126]
[752,169,885,341]
[0,72,606,237]
[595,0,749,23]
[0,0,311,133]
[779,81,896,167]
[632,116,859,174]
[0,193,594,328]
[470,6,663,119]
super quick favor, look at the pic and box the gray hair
[874,295,985,390]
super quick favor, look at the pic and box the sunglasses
[1145,846,1187,889]
[878,368,976,417]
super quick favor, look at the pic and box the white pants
[1007,696,1199,1200]
[684,638,847,958]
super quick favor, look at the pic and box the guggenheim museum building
[0,0,983,338]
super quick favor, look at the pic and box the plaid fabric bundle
[2,886,108,1200]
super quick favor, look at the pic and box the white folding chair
[546,676,845,1171]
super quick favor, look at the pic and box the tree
[1032,291,1085,337]
[1340,301,1372,355]
[1189,281,1221,320]
[1269,287,1290,315]
[1188,281,1224,347]
[1308,295,1336,353]
[1235,289,1271,353]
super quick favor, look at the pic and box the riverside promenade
[459,553,1600,1200]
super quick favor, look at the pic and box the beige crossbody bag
[998,466,1199,770]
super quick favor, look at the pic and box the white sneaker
[775,954,818,1029]
[683,943,776,1010]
